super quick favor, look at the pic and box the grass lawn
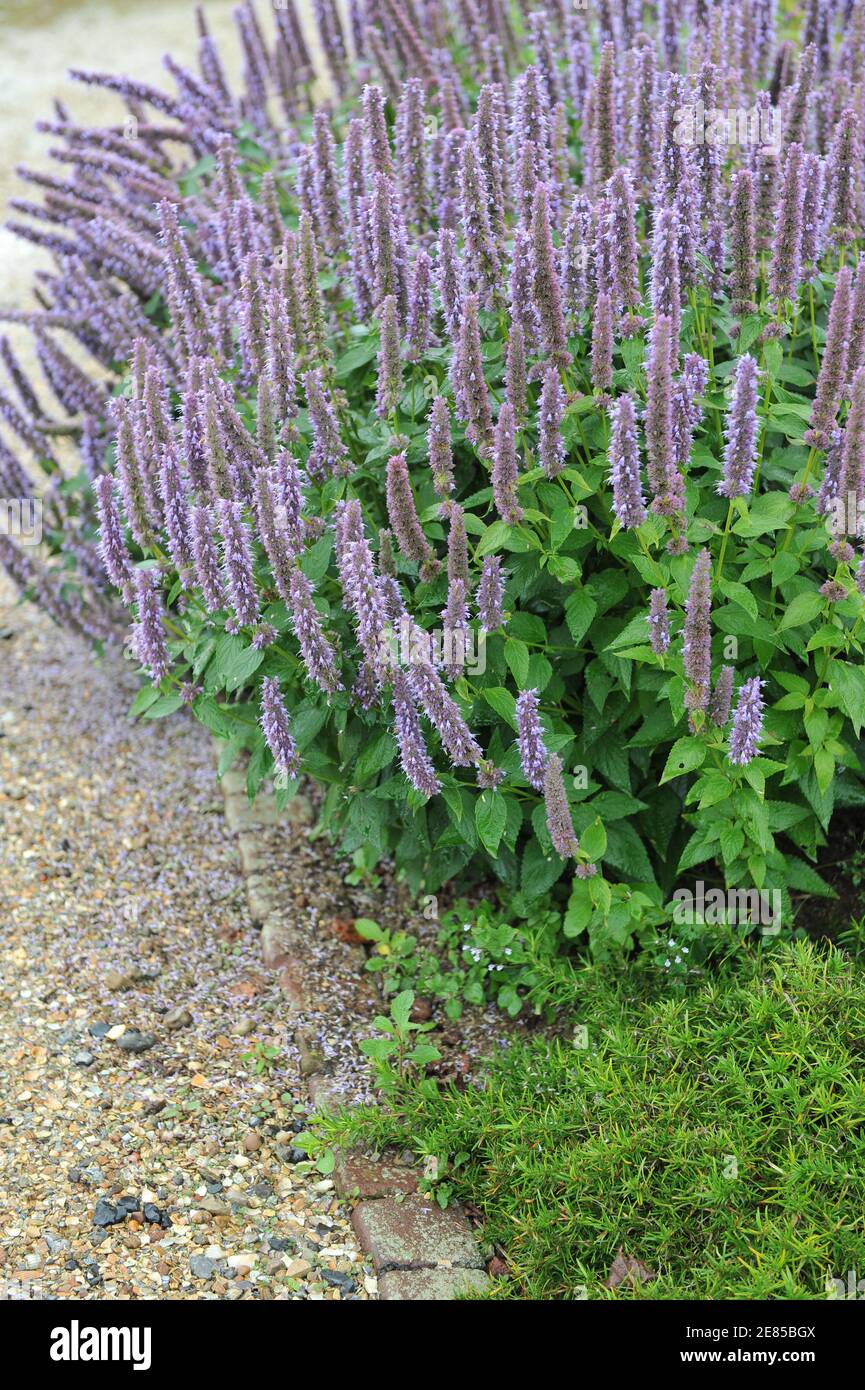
[322,942,865,1299]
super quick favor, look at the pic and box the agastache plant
[5,1,865,952]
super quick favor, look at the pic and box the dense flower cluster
[1,1,864,925]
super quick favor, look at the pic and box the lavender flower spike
[683,549,712,719]
[190,505,225,613]
[769,143,804,307]
[608,393,646,530]
[260,676,301,781]
[477,555,505,632]
[428,395,455,504]
[287,567,343,695]
[409,662,483,767]
[647,588,670,656]
[217,497,259,627]
[539,363,566,478]
[645,315,684,518]
[386,452,440,581]
[516,688,547,791]
[94,474,133,601]
[544,754,579,859]
[718,355,760,500]
[133,568,170,683]
[304,367,350,479]
[376,294,402,418]
[492,401,524,527]
[530,183,571,368]
[708,666,734,728]
[728,677,765,766]
[392,668,441,798]
[807,268,853,449]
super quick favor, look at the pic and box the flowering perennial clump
[1,1,863,949]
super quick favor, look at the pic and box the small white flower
[675,955,682,964]
[682,947,689,955]
[664,958,671,968]
[668,938,676,948]
[504,947,512,956]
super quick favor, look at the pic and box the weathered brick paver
[351,1196,486,1272]
[379,1268,489,1300]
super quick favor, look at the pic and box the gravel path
[0,573,373,1300]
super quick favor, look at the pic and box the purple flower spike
[770,143,804,307]
[437,227,463,342]
[531,183,571,368]
[672,354,709,472]
[645,315,684,519]
[428,394,455,503]
[539,363,566,478]
[606,168,640,316]
[683,549,712,719]
[406,249,434,362]
[609,392,646,530]
[133,568,170,683]
[807,269,853,449]
[287,567,342,695]
[718,355,761,500]
[304,367,350,479]
[492,401,524,527]
[505,322,528,420]
[708,665,734,728]
[159,446,193,573]
[386,452,440,581]
[647,588,670,656]
[477,555,505,632]
[591,290,614,393]
[376,294,402,419]
[409,662,483,767]
[113,397,156,547]
[191,505,225,613]
[94,474,133,600]
[729,169,757,316]
[334,499,390,672]
[728,677,765,766]
[837,367,865,536]
[392,667,440,798]
[544,754,579,859]
[453,293,493,452]
[260,675,301,781]
[516,688,547,791]
[217,497,259,628]
[650,207,681,349]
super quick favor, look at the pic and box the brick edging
[216,746,490,1301]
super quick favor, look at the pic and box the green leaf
[353,918,382,941]
[828,660,865,736]
[778,590,824,631]
[661,736,707,784]
[483,686,518,728]
[521,839,567,896]
[580,816,607,861]
[504,637,531,687]
[391,989,414,1031]
[475,788,508,855]
[718,578,758,622]
[475,520,529,557]
[564,589,598,646]
[603,822,655,882]
[354,732,397,782]
[300,532,334,583]
[208,633,265,693]
[783,857,837,897]
[128,685,163,718]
